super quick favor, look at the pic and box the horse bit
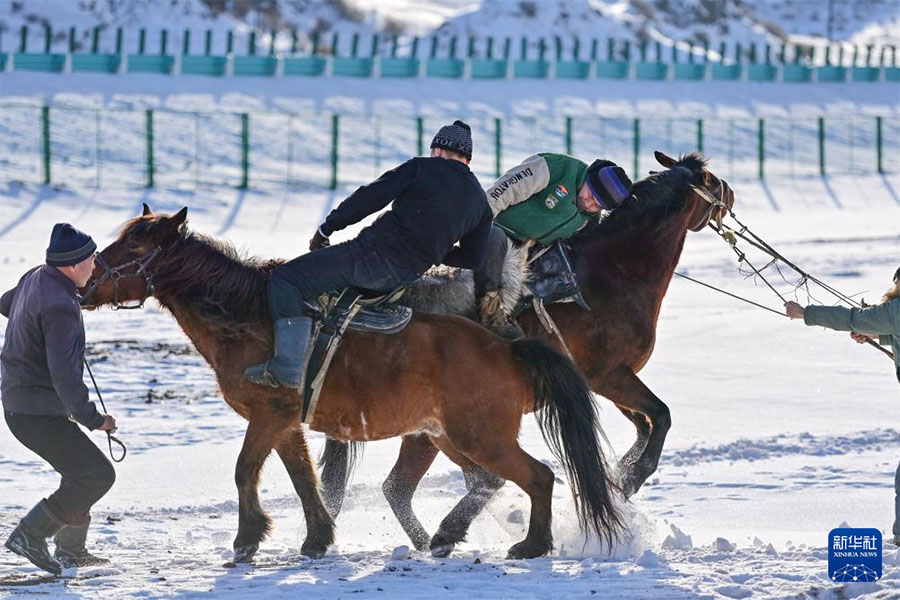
[80,246,162,310]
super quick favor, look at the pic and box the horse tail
[511,338,625,549]
[318,439,365,518]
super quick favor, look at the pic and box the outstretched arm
[319,159,418,237]
[786,299,899,337]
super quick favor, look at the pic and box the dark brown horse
[82,205,625,562]
[320,151,736,551]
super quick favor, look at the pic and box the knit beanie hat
[430,120,473,160]
[46,223,96,267]
[585,160,633,210]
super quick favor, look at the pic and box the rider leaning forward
[244,120,492,389]
[474,153,634,337]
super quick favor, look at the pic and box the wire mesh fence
[0,103,896,192]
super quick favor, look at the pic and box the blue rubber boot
[243,317,312,388]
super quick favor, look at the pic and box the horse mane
[118,217,279,339]
[585,152,708,238]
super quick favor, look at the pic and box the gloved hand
[309,230,330,251]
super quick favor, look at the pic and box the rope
[83,358,127,463]
[673,272,787,317]
[706,215,894,362]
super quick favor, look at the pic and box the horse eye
[127,242,139,251]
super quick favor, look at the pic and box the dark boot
[478,291,523,340]
[54,516,109,568]
[4,500,65,575]
[244,317,312,388]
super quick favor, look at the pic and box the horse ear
[169,207,188,229]
[654,151,677,168]
[142,203,152,216]
[702,170,713,186]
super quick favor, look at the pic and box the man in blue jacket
[245,120,492,388]
[1,224,118,574]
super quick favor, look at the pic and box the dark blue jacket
[320,156,492,275]
[0,265,105,429]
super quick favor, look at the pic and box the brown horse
[82,204,625,562]
[320,151,736,551]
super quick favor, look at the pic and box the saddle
[300,286,411,424]
[512,241,590,319]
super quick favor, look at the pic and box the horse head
[653,151,735,233]
[80,203,188,309]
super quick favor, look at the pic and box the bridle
[688,175,731,233]
[80,246,162,310]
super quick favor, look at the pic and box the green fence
[3,25,899,81]
[0,104,896,191]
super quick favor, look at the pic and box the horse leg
[319,439,365,518]
[615,406,652,470]
[232,415,290,563]
[435,436,554,560]
[382,434,440,551]
[596,366,671,498]
[274,426,335,558]
[424,438,505,558]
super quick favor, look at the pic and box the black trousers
[4,411,115,526]
[268,239,419,320]
[473,225,512,296]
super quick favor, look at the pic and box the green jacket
[804,297,900,383]
[486,153,593,246]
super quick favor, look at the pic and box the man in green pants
[475,153,633,337]
[785,266,900,544]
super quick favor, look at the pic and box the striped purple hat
[585,160,633,210]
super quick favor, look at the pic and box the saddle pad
[347,304,412,334]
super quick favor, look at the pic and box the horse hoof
[233,544,259,563]
[429,531,457,558]
[430,544,454,558]
[300,542,327,559]
[506,541,548,560]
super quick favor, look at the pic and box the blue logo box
[828,528,882,582]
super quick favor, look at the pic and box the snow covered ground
[1,36,899,597]
[0,172,898,598]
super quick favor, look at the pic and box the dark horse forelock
[118,218,276,339]
[674,151,709,173]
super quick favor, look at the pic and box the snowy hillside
[2,0,898,56]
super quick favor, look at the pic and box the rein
[695,205,894,361]
[82,357,127,463]
[673,271,787,318]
